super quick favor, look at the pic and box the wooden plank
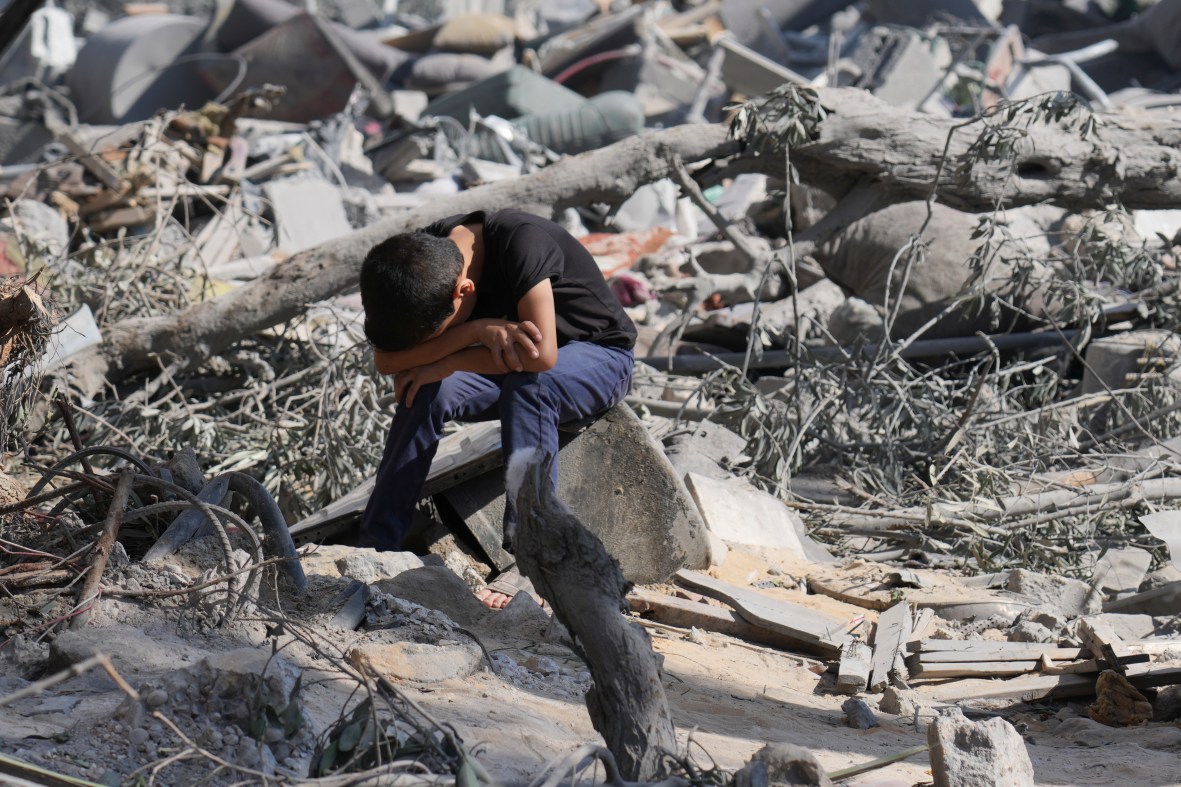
[290,422,503,545]
[1077,618,1149,672]
[835,640,871,694]
[915,673,1096,703]
[869,601,911,691]
[916,645,1086,663]
[910,660,1040,679]
[908,608,936,643]
[673,570,848,657]
[1124,663,1181,689]
[626,589,823,653]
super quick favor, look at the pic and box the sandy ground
[2,544,1179,786]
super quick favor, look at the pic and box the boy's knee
[499,371,554,405]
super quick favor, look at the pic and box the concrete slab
[437,404,709,583]
[684,472,833,564]
[263,177,352,254]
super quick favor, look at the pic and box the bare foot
[475,588,513,609]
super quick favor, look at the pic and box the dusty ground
[1,543,1179,786]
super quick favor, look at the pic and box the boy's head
[360,231,465,352]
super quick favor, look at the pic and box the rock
[347,637,484,683]
[0,636,48,680]
[1152,685,1181,722]
[742,742,833,787]
[144,689,168,708]
[1008,621,1055,643]
[48,624,198,677]
[335,548,423,583]
[1088,670,1153,727]
[25,696,80,716]
[928,712,1035,787]
[841,697,879,729]
[129,728,150,746]
[663,420,748,482]
[373,565,489,628]
[1019,607,1067,633]
[879,686,918,717]
[1006,569,1101,618]
[1141,566,1181,591]
[486,591,550,640]
[0,470,26,506]
[436,404,709,583]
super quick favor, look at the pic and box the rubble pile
[1,0,1181,785]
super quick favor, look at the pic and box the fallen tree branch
[509,451,677,781]
[86,87,1181,383]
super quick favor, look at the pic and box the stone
[373,565,489,629]
[928,712,1035,787]
[1008,621,1055,643]
[437,404,709,583]
[1020,607,1067,634]
[48,624,200,677]
[347,638,483,683]
[663,420,748,482]
[1006,569,1101,618]
[879,686,919,717]
[1088,670,1153,727]
[1152,685,1181,722]
[486,590,550,640]
[744,742,833,787]
[25,696,80,716]
[335,549,424,583]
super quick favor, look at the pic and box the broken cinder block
[928,711,1035,787]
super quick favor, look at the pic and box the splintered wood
[0,281,49,368]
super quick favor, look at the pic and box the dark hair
[360,231,463,351]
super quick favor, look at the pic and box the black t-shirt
[422,210,637,349]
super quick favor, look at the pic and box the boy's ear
[454,278,476,298]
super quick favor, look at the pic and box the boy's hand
[394,360,452,408]
[477,320,543,372]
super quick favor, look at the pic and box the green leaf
[317,740,339,775]
[338,720,363,752]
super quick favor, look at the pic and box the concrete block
[685,472,810,555]
[335,548,424,583]
[348,635,484,683]
[263,177,352,254]
[928,712,1035,787]
[437,404,709,583]
[1006,568,1101,618]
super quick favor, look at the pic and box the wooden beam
[915,673,1096,703]
[1077,618,1149,673]
[626,588,825,653]
[869,601,911,691]
[674,570,848,658]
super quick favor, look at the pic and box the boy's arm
[373,320,481,376]
[373,317,543,375]
[395,279,558,406]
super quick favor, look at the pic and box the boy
[357,209,637,608]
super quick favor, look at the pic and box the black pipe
[0,0,46,64]
[641,329,1085,373]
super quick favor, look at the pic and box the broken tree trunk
[509,451,676,782]
[90,87,1181,381]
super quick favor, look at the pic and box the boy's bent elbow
[525,348,558,372]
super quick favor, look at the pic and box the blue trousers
[358,341,635,551]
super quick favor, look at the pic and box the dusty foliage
[686,92,1181,577]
